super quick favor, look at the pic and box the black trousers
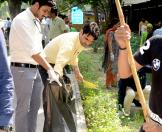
[38,66,76,132]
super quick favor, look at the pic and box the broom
[83,80,97,89]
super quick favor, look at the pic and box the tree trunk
[8,0,22,19]
[105,0,117,24]
[94,7,99,24]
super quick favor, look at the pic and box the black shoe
[118,104,123,111]
[0,126,13,132]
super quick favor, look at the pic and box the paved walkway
[36,104,44,132]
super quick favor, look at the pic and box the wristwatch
[0,126,13,132]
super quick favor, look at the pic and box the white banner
[123,0,150,6]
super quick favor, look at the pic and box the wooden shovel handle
[115,0,149,121]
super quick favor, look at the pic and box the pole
[115,0,149,121]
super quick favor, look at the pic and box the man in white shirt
[4,17,11,42]
[9,0,61,132]
[49,7,67,39]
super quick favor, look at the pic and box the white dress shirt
[9,8,45,65]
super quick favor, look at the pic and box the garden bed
[78,47,144,132]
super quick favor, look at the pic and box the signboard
[71,7,83,24]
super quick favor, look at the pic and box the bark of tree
[8,0,22,19]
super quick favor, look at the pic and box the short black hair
[7,17,10,20]
[32,0,56,7]
[51,7,58,16]
[82,22,100,40]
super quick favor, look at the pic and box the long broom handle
[115,0,149,121]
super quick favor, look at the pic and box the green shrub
[78,49,144,131]
[92,34,104,53]
[130,32,140,53]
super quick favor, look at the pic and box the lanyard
[33,19,42,34]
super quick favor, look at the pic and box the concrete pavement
[36,105,44,132]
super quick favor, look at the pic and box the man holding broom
[115,23,162,131]
[39,21,100,131]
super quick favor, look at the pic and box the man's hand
[72,65,84,82]
[75,72,83,82]
[115,24,131,49]
[143,121,162,132]
[47,68,62,86]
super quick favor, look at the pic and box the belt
[11,62,37,68]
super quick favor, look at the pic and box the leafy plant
[92,34,104,53]
[78,49,144,131]
[130,32,140,53]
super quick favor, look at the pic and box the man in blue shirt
[0,29,14,131]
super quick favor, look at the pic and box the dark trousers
[118,79,127,107]
[140,126,144,132]
[38,66,76,132]
[38,65,48,87]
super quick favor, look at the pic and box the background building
[123,0,162,31]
